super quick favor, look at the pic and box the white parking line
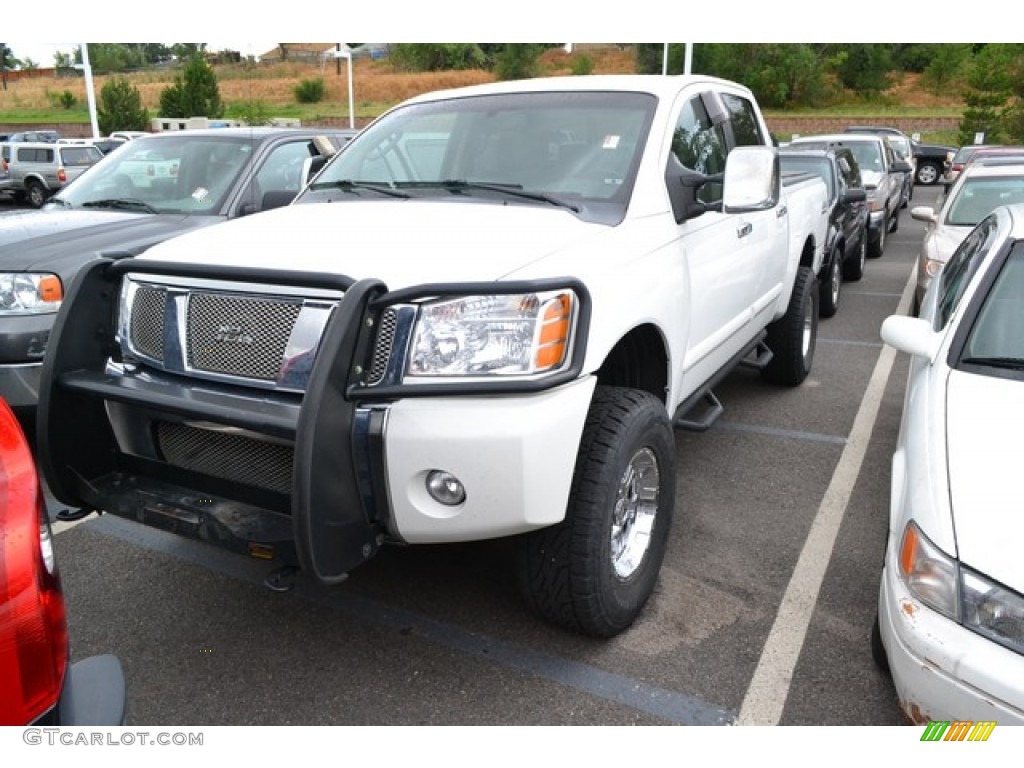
[737,267,916,725]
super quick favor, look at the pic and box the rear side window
[60,147,100,166]
[16,148,54,163]
[721,93,765,148]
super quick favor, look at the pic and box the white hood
[140,199,610,287]
[945,370,1024,589]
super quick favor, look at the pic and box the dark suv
[780,146,869,317]
[6,130,63,143]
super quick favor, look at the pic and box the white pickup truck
[39,75,828,637]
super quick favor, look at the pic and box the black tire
[517,386,676,638]
[871,612,891,676]
[761,265,818,386]
[26,180,48,208]
[819,246,841,319]
[843,230,867,282]
[889,205,900,233]
[868,215,886,258]
[916,160,940,186]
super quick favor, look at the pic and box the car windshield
[55,135,255,215]
[794,140,882,177]
[888,137,912,159]
[302,90,656,224]
[961,241,1024,372]
[946,177,1024,226]
[59,146,102,166]
[779,155,835,197]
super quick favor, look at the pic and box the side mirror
[892,159,913,174]
[880,315,941,361]
[910,206,937,224]
[841,187,867,204]
[302,155,328,185]
[722,146,780,213]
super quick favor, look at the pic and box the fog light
[426,470,466,506]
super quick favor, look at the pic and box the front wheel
[868,216,886,258]
[517,386,676,638]
[761,265,818,386]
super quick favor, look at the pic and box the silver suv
[1,141,103,207]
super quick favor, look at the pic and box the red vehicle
[0,398,126,725]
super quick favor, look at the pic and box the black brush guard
[37,257,592,585]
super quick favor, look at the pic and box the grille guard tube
[292,278,387,583]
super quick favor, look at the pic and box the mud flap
[292,278,386,584]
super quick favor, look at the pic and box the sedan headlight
[407,290,576,377]
[961,567,1024,656]
[899,521,1024,655]
[898,521,958,619]
[0,272,63,315]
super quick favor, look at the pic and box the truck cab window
[671,96,727,204]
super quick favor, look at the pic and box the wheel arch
[593,323,669,406]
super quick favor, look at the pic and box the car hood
[861,170,884,188]
[0,208,225,276]
[139,200,612,286]
[946,370,1024,589]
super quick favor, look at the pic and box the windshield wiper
[81,198,158,214]
[962,356,1024,370]
[46,197,71,208]
[308,179,411,198]
[403,180,580,213]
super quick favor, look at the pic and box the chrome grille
[186,293,302,381]
[367,309,398,385]
[157,422,293,495]
[130,286,167,361]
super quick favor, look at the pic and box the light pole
[79,44,100,138]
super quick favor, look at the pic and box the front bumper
[39,258,595,582]
[878,548,1024,724]
[0,311,55,407]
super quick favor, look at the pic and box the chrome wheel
[611,447,660,579]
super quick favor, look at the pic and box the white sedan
[877,202,1024,724]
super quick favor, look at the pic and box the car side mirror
[722,146,780,213]
[892,160,913,174]
[910,206,937,224]
[841,188,867,204]
[881,315,941,361]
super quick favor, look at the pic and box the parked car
[780,146,869,317]
[0,127,356,426]
[843,127,914,207]
[6,130,62,144]
[58,137,126,155]
[0,396,127,725]
[788,133,911,259]
[876,202,1024,725]
[910,156,1024,313]
[108,131,149,142]
[940,145,1024,189]
[1,141,104,207]
[844,125,955,188]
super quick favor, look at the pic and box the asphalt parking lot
[38,185,937,727]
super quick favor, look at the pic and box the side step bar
[673,391,724,432]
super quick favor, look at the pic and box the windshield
[961,241,1024,373]
[301,90,656,224]
[888,137,911,159]
[946,177,1024,226]
[55,134,255,214]
[779,155,834,197]
[792,140,882,178]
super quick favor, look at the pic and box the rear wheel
[517,386,676,637]
[843,231,867,282]
[889,205,900,232]
[762,265,818,385]
[26,180,48,208]
[819,247,842,319]
[916,160,940,186]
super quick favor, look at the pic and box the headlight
[865,187,884,213]
[407,290,576,377]
[898,521,958,619]
[0,272,63,315]
[960,567,1024,656]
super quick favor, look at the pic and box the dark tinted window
[936,214,1000,329]
[721,93,764,148]
[672,96,728,204]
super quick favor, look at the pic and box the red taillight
[0,399,68,725]
[57,168,67,183]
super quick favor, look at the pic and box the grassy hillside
[0,46,965,140]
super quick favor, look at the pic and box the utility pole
[1,42,8,91]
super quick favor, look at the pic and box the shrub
[98,77,150,134]
[570,55,594,76]
[59,90,77,109]
[159,55,224,118]
[293,77,325,104]
[228,99,271,126]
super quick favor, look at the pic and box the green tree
[98,77,150,134]
[159,55,224,118]
[921,43,971,96]
[492,44,545,81]
[958,44,1018,145]
[389,44,486,72]
[834,44,893,96]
